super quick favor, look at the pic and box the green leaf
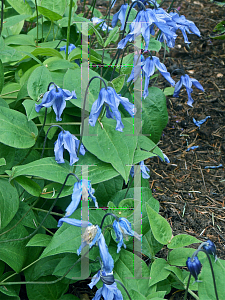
[83,118,137,183]
[0,83,21,104]
[199,257,225,300]
[6,0,32,15]
[142,230,163,259]
[148,38,162,52]
[60,295,80,300]
[137,135,163,159]
[32,48,63,58]
[167,234,201,249]
[3,15,31,28]
[27,66,52,101]
[26,275,68,300]
[130,290,148,300]
[10,157,75,185]
[89,24,104,46]
[41,0,67,16]
[142,87,168,143]
[5,34,35,46]
[26,234,52,247]
[0,107,38,148]
[22,99,51,121]
[13,176,42,197]
[163,87,174,96]
[38,6,63,21]
[0,158,6,166]
[0,178,19,230]
[145,202,172,245]
[149,258,171,287]
[46,59,76,71]
[0,143,15,175]
[0,59,3,94]
[104,26,119,47]
[111,74,125,93]
[168,247,205,267]
[68,47,81,61]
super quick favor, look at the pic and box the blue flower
[98,233,114,273]
[77,225,102,256]
[89,271,123,300]
[203,240,217,259]
[89,87,136,132]
[186,256,201,282]
[173,74,204,107]
[54,130,85,166]
[159,152,170,163]
[35,84,77,121]
[91,17,113,31]
[65,179,98,217]
[112,4,128,31]
[169,12,201,44]
[57,217,91,228]
[60,43,76,55]
[130,161,150,179]
[143,56,175,98]
[127,54,145,83]
[193,116,210,128]
[113,217,142,253]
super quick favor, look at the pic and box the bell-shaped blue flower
[143,56,175,98]
[89,271,123,300]
[127,54,145,83]
[60,43,76,55]
[35,84,77,121]
[173,74,204,107]
[89,86,136,132]
[54,130,85,166]
[91,17,113,31]
[65,179,98,217]
[130,161,150,179]
[113,217,142,253]
[112,4,128,31]
[203,240,217,259]
[186,256,202,281]
[77,225,102,255]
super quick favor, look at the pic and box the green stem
[35,0,38,45]
[0,0,4,35]
[167,0,175,13]
[32,207,64,217]
[66,0,73,60]
[44,21,53,42]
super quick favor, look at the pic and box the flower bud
[203,240,217,257]
[186,256,201,281]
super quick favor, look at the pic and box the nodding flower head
[60,43,76,55]
[186,256,202,282]
[203,240,217,260]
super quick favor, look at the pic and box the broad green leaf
[0,107,38,148]
[148,38,162,52]
[68,47,81,61]
[2,15,31,28]
[149,258,171,287]
[167,234,201,249]
[130,290,148,300]
[38,6,63,21]
[31,48,63,59]
[133,148,157,164]
[13,176,42,197]
[26,234,52,247]
[5,34,35,46]
[0,59,3,94]
[163,86,174,96]
[104,26,119,47]
[41,0,67,16]
[0,98,8,108]
[0,83,21,104]
[111,74,125,93]
[0,143,15,175]
[22,99,51,121]
[145,202,172,245]
[27,66,52,101]
[26,275,68,300]
[137,135,163,159]
[0,158,6,166]
[142,87,168,143]
[83,118,137,183]
[89,24,104,46]
[0,272,20,299]
[6,0,32,15]
[10,157,75,185]
[168,247,205,267]
[0,45,23,63]
[53,253,91,279]
[199,258,225,300]
[46,59,76,71]
[0,179,19,229]
[142,230,163,259]
[60,295,80,300]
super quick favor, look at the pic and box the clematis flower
[89,270,123,300]
[130,161,150,179]
[127,54,145,83]
[173,74,204,107]
[91,17,113,31]
[143,56,175,98]
[35,83,77,121]
[112,4,128,31]
[57,217,91,228]
[186,256,202,282]
[77,225,102,255]
[113,217,142,253]
[54,130,85,166]
[60,43,76,55]
[65,179,98,217]
[89,87,136,132]
[203,240,217,261]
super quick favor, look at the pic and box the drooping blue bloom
[57,217,91,228]
[77,225,102,255]
[54,130,85,166]
[112,4,128,31]
[159,152,170,163]
[60,43,76,55]
[130,161,150,179]
[143,56,175,98]
[91,17,113,31]
[89,271,123,300]
[65,179,98,217]
[89,87,136,132]
[173,74,204,107]
[113,217,142,253]
[35,84,77,121]
[169,12,201,44]
[193,116,210,128]
[98,233,114,273]
[127,54,145,83]
[203,240,217,260]
[186,256,202,281]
